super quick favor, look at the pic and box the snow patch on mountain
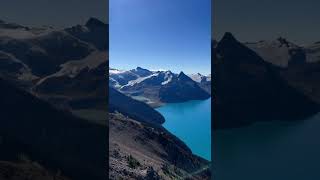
[245,38,301,67]
[109,68,126,74]
[189,73,211,83]
[36,51,106,85]
[122,73,160,88]
[161,71,174,85]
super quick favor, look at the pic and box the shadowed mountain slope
[109,87,165,124]
[0,78,107,180]
[213,33,320,129]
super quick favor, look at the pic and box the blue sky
[110,0,211,75]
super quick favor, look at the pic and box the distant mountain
[159,72,210,103]
[109,67,211,105]
[109,67,152,88]
[65,17,108,50]
[0,78,107,180]
[213,32,320,129]
[245,36,320,105]
[245,37,320,67]
[129,66,154,77]
[245,37,306,67]
[189,73,211,94]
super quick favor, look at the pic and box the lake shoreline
[156,98,211,161]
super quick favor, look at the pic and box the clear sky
[110,0,211,75]
[214,0,320,45]
[0,0,107,28]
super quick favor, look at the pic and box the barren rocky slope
[109,113,211,180]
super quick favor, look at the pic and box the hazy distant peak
[135,66,149,71]
[130,66,152,73]
[0,20,27,30]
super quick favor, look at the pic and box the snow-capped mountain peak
[188,73,211,83]
[109,68,125,74]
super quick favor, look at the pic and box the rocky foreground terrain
[109,113,211,180]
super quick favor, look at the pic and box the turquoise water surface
[156,98,211,161]
[215,112,320,180]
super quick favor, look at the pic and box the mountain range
[213,32,320,129]
[110,67,211,106]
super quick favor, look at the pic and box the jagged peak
[131,66,151,72]
[275,37,300,48]
[136,66,146,70]
[277,36,289,46]
[277,36,288,42]
[85,17,106,27]
[221,32,237,42]
[178,71,187,77]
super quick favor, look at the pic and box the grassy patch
[126,155,141,169]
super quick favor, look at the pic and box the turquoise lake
[215,112,320,180]
[156,98,211,161]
